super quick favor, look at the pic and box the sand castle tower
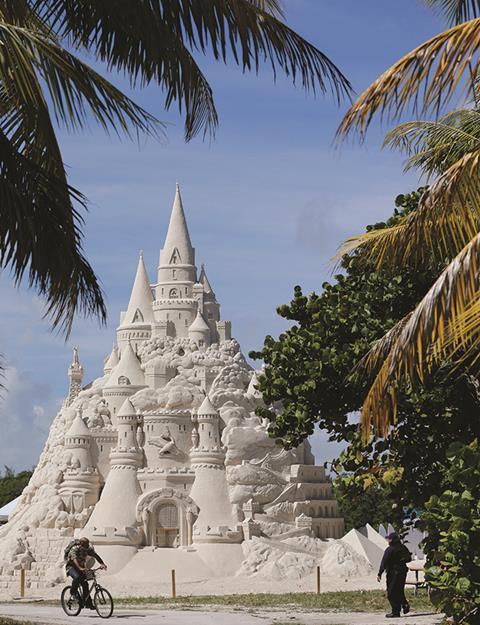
[103,344,119,376]
[189,396,239,542]
[188,309,211,349]
[65,347,83,407]
[198,265,221,341]
[59,410,100,515]
[153,183,198,339]
[83,398,144,571]
[117,252,154,353]
[102,340,146,421]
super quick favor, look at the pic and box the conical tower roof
[106,341,145,388]
[103,344,119,374]
[199,264,216,302]
[118,397,137,417]
[122,252,154,326]
[198,395,217,416]
[159,184,195,267]
[66,411,90,437]
[199,264,214,294]
[189,309,210,333]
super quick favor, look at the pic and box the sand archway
[136,488,198,547]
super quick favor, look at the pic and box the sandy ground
[0,603,443,625]
[104,570,382,598]
[0,572,381,601]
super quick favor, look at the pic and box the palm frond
[336,160,480,270]
[354,312,414,380]
[336,18,480,141]
[0,19,161,138]
[36,0,352,140]
[0,11,166,334]
[0,110,106,336]
[423,0,480,24]
[439,293,480,366]
[360,232,480,439]
[248,0,285,18]
[384,110,480,176]
[0,22,114,336]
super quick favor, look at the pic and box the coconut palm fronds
[37,0,352,141]
[336,158,480,271]
[423,0,480,25]
[360,233,480,439]
[337,18,480,141]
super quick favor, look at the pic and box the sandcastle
[0,185,346,591]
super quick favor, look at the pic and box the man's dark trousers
[67,566,89,601]
[387,568,408,615]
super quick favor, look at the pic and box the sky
[0,1,445,471]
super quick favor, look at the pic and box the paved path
[0,603,444,625]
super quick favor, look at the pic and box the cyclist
[65,537,107,609]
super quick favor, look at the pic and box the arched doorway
[156,503,179,547]
[136,488,199,548]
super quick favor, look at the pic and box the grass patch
[0,619,33,625]
[117,589,433,612]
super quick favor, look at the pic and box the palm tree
[1,0,352,336]
[335,0,480,438]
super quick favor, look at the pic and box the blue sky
[0,1,445,470]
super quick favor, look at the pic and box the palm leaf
[249,0,284,18]
[423,0,480,24]
[359,232,480,439]
[337,110,480,273]
[439,291,480,367]
[337,158,480,271]
[37,0,352,141]
[385,111,480,176]
[336,18,480,141]
[353,312,414,381]
[0,12,163,334]
[0,19,161,137]
[0,112,106,336]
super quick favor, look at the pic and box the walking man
[377,532,412,618]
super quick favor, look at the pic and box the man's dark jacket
[378,540,411,576]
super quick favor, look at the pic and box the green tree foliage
[0,467,33,509]
[251,190,433,446]
[421,440,480,625]
[332,373,480,529]
[251,189,480,529]
[333,478,393,532]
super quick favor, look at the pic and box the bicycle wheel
[94,586,114,618]
[61,585,81,616]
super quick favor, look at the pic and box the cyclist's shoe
[84,599,95,610]
[403,603,411,614]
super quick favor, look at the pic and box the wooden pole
[20,569,25,598]
[316,565,320,595]
[171,569,176,599]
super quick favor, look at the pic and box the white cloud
[0,367,62,471]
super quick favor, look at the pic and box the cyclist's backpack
[64,539,81,564]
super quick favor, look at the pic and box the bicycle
[61,567,114,618]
